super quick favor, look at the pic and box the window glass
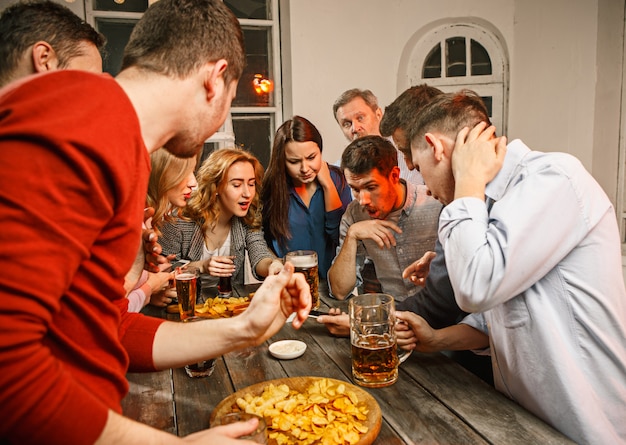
[446,37,466,77]
[233,27,273,107]
[471,40,492,76]
[95,18,138,75]
[232,114,273,168]
[198,142,220,171]
[93,0,148,13]
[481,96,493,117]
[223,0,270,19]
[423,44,441,79]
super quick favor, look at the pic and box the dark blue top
[268,167,352,278]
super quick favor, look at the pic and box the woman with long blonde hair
[126,150,198,311]
[160,148,282,287]
[146,149,198,235]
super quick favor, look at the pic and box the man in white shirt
[401,89,626,444]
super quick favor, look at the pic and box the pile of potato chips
[235,378,369,445]
[195,296,250,318]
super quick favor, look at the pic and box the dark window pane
[232,114,272,168]
[223,0,269,19]
[93,0,148,13]
[198,142,220,171]
[446,37,466,77]
[423,44,441,79]
[232,27,273,107]
[480,96,493,117]
[96,18,137,76]
[471,40,492,76]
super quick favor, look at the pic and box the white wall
[2,0,623,205]
[282,0,624,206]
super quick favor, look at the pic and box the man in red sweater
[0,1,311,444]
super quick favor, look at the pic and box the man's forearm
[152,316,253,370]
[434,324,489,351]
[327,235,358,300]
[96,410,180,445]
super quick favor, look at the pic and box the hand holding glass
[285,250,319,309]
[349,293,411,387]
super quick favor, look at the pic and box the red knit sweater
[0,71,164,444]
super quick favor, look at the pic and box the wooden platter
[210,376,382,445]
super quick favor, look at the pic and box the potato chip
[234,378,369,445]
[195,296,250,318]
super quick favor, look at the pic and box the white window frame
[402,22,508,134]
[85,0,283,154]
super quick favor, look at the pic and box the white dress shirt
[440,139,626,444]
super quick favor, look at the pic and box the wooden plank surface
[120,281,573,444]
[123,369,176,434]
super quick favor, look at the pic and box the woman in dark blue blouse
[261,116,352,279]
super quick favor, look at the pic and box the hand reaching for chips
[234,378,369,445]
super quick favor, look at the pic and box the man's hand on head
[451,122,507,202]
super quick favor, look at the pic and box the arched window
[400,22,508,134]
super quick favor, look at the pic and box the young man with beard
[0,1,310,444]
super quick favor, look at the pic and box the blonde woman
[160,148,282,289]
[126,150,198,311]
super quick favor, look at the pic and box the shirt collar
[485,139,530,202]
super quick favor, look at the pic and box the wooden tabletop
[122,282,574,444]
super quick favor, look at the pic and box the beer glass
[217,276,232,297]
[285,250,319,309]
[185,358,216,378]
[217,256,235,297]
[349,293,411,387]
[175,266,199,321]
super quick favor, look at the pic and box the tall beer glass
[285,250,319,309]
[349,293,410,387]
[175,266,199,322]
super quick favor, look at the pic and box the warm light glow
[253,74,274,94]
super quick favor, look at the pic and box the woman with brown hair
[261,116,352,279]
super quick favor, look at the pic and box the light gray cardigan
[159,217,276,284]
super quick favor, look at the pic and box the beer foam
[176,273,196,281]
[287,254,316,268]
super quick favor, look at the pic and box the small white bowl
[269,340,307,360]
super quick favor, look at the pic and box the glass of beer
[349,293,410,387]
[285,250,319,309]
[175,266,199,322]
[218,276,232,297]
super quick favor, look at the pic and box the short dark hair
[408,90,491,151]
[0,0,105,86]
[121,0,245,85]
[341,135,398,177]
[380,84,443,137]
[332,88,379,121]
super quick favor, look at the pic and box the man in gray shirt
[327,135,441,301]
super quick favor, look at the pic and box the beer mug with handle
[349,293,411,387]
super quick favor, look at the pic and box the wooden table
[122,282,574,444]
